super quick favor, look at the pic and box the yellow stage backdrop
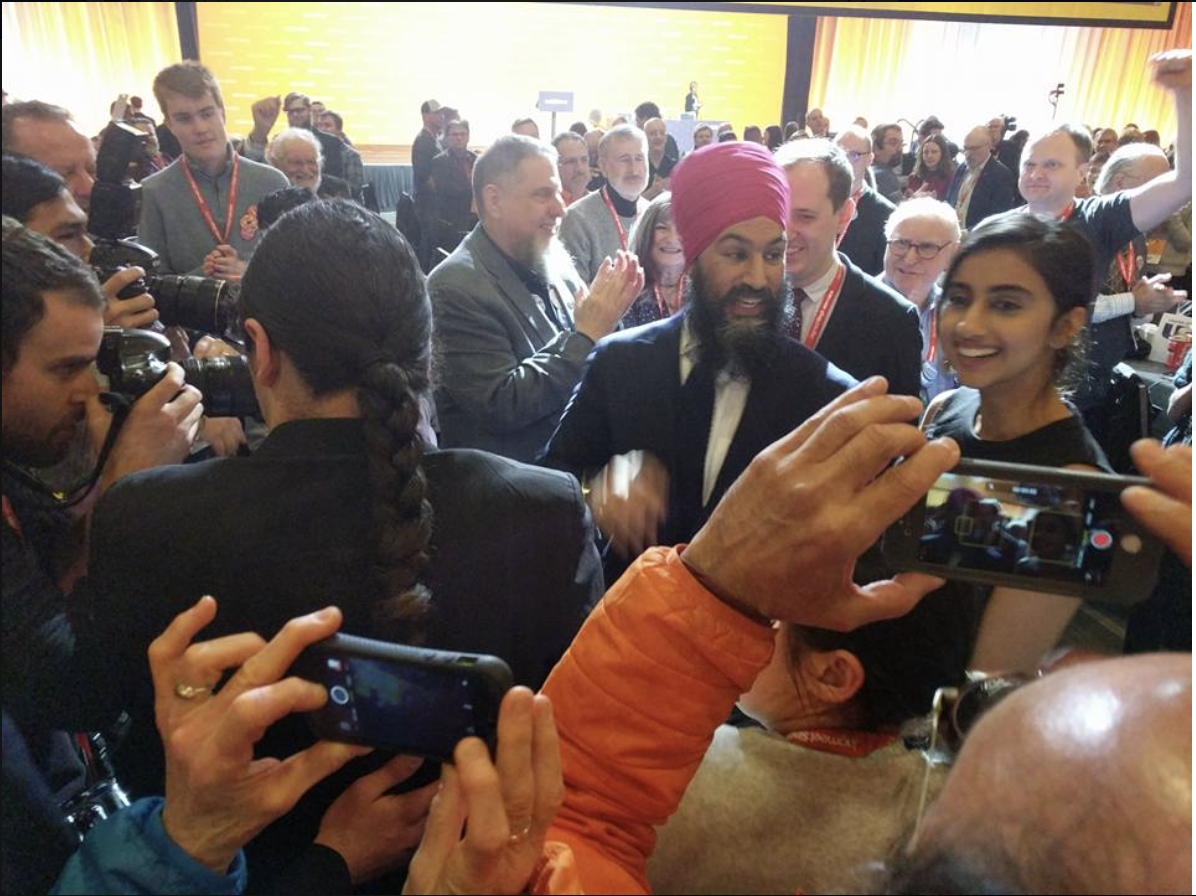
[809,2,1192,146]
[2,1,181,136]
[196,1,788,149]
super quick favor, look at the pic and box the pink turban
[670,141,791,269]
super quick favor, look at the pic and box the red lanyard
[181,150,240,245]
[786,727,897,758]
[600,187,630,251]
[1060,200,1075,222]
[836,188,863,248]
[1116,243,1136,286]
[925,313,939,363]
[654,274,686,319]
[804,264,848,350]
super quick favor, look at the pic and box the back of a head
[1095,141,1168,195]
[890,653,1192,895]
[635,101,662,122]
[794,585,978,730]
[2,153,66,222]
[256,185,318,230]
[472,135,556,219]
[1,100,72,153]
[773,138,854,210]
[238,201,432,640]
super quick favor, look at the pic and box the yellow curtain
[2,2,181,137]
[810,3,1191,146]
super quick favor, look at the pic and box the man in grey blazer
[427,135,642,462]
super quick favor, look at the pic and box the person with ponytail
[85,200,602,890]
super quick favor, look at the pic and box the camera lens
[330,686,351,705]
[179,356,260,419]
[148,274,236,333]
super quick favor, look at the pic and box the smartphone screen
[313,653,494,757]
[916,470,1131,587]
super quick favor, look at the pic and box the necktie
[672,358,717,538]
[788,288,808,342]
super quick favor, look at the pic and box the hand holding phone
[883,459,1166,604]
[292,634,513,761]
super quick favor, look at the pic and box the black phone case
[882,459,1165,605]
[293,633,513,761]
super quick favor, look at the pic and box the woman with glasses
[905,133,956,201]
[622,192,685,328]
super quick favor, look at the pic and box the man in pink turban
[543,141,856,583]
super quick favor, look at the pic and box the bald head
[962,126,994,170]
[909,654,1191,895]
[1095,143,1170,196]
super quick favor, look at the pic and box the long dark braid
[238,200,433,642]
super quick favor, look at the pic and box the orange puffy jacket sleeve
[528,546,775,894]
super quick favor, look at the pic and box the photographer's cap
[421,99,442,115]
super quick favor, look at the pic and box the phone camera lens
[330,685,351,705]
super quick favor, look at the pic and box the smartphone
[882,459,1165,604]
[292,634,513,761]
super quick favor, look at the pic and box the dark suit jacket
[86,418,602,889]
[946,157,1020,229]
[542,313,855,553]
[838,185,895,276]
[427,148,477,257]
[813,254,923,398]
[428,224,590,462]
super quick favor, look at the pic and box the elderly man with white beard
[559,124,650,282]
[428,135,643,462]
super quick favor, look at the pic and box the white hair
[885,197,961,243]
[1095,142,1168,195]
[598,124,647,159]
[267,127,323,167]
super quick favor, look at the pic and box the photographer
[3,154,248,460]
[2,143,158,330]
[2,217,202,892]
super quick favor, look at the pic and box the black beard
[686,266,795,381]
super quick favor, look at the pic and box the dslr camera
[97,327,260,419]
[88,119,236,336]
[90,238,237,335]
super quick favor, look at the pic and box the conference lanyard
[925,313,939,363]
[654,274,686,320]
[1116,243,1136,286]
[804,264,848,350]
[786,727,896,758]
[600,187,630,251]
[181,150,240,246]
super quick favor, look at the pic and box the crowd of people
[1,45,1192,896]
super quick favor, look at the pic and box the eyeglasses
[845,150,872,163]
[888,239,951,260]
[905,674,1034,853]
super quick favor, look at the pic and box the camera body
[97,327,259,419]
[91,238,236,335]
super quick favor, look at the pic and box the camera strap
[0,394,133,513]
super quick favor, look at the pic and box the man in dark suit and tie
[543,142,855,576]
[946,125,1020,230]
[774,139,922,398]
[427,135,642,463]
[835,125,896,277]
